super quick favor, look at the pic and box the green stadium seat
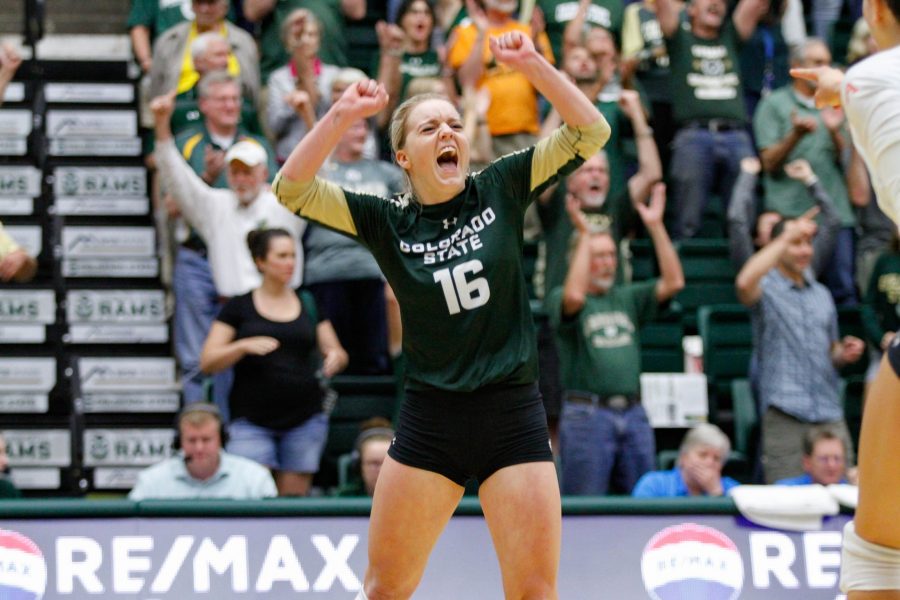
[628,238,657,282]
[640,312,684,372]
[674,283,739,331]
[698,305,753,424]
[730,378,759,477]
[676,239,735,283]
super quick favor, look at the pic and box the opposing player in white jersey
[791,0,900,596]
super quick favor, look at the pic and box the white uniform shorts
[841,520,900,592]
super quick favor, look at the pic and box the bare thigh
[364,455,465,599]
[849,592,900,599]
[479,461,561,600]
[855,357,900,549]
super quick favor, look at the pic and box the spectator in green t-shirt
[549,183,684,495]
[656,0,768,238]
[540,0,625,63]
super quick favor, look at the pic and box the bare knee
[364,571,419,600]
[509,575,557,600]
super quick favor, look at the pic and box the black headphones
[349,426,395,474]
[172,402,229,450]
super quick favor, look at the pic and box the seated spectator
[448,0,555,156]
[128,403,277,499]
[201,229,348,496]
[335,417,396,497]
[305,118,405,374]
[550,183,684,495]
[0,42,22,108]
[374,0,448,131]
[0,432,22,499]
[656,0,767,238]
[0,221,37,283]
[754,38,858,306]
[632,424,741,497]
[736,214,864,483]
[267,9,340,164]
[776,424,856,485]
[244,0,367,83]
[727,156,840,273]
[152,91,305,415]
[149,0,260,109]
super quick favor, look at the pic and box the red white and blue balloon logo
[641,522,744,600]
[0,529,47,600]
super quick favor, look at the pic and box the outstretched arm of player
[278,79,389,184]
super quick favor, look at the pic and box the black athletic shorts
[388,382,554,486]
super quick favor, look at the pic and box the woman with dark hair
[200,228,348,496]
[274,30,609,599]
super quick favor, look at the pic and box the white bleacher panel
[61,225,158,278]
[64,289,167,344]
[53,166,148,216]
[44,83,135,104]
[0,165,42,216]
[9,468,61,490]
[2,428,71,467]
[91,467,143,490]
[77,356,180,413]
[0,109,32,156]
[83,428,176,468]
[5,225,42,258]
[46,109,141,157]
[0,357,56,413]
[2,82,26,104]
[0,289,56,344]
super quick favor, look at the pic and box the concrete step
[1,0,129,35]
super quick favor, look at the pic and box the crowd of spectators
[1,0,894,500]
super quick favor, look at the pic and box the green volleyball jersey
[274,120,609,391]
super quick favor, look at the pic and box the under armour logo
[442,217,457,230]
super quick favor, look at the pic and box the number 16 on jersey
[433,259,491,315]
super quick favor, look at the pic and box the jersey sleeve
[272,172,391,250]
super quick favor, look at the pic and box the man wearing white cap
[152,89,306,416]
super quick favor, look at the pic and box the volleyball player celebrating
[791,0,900,595]
[274,30,609,600]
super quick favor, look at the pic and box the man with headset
[128,403,276,499]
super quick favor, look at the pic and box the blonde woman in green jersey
[273,30,609,600]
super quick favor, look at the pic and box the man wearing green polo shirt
[754,38,857,305]
[549,183,683,495]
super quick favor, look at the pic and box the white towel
[729,485,840,531]
[827,483,859,509]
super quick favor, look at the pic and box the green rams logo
[88,434,109,461]
[61,172,80,196]
[74,295,94,320]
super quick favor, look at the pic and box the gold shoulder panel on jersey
[272,173,358,236]
[530,119,611,192]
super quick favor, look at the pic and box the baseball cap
[225,140,267,167]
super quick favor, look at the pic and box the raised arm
[0,43,23,108]
[727,157,761,271]
[783,159,840,276]
[620,90,662,205]
[374,20,407,130]
[561,196,594,316]
[656,0,682,38]
[735,213,816,305]
[490,31,604,127]
[732,0,769,41]
[278,79,388,184]
[639,184,685,301]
